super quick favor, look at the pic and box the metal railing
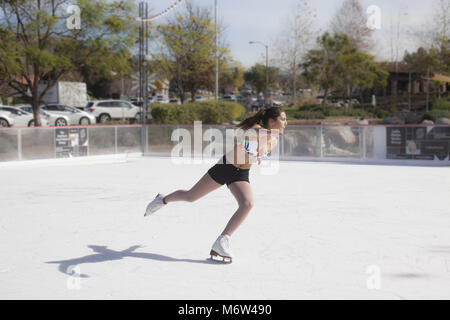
[1,124,449,165]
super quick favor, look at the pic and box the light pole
[215,0,219,101]
[249,41,269,106]
[137,0,184,154]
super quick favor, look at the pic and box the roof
[384,62,415,73]
[431,73,450,83]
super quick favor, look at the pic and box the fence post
[114,126,118,154]
[53,127,56,158]
[360,126,367,159]
[86,127,90,157]
[317,126,323,158]
[141,124,145,155]
[145,125,148,154]
[18,129,22,161]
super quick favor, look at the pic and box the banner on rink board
[386,126,450,161]
[55,128,88,158]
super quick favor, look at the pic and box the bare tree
[274,0,317,101]
[410,0,449,50]
[431,0,450,46]
[330,0,374,51]
[153,1,230,102]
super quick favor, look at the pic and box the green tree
[301,32,351,104]
[153,2,229,103]
[274,0,317,100]
[302,32,387,107]
[403,47,439,75]
[337,50,388,109]
[0,0,136,125]
[244,63,280,94]
[219,60,245,94]
[403,42,449,98]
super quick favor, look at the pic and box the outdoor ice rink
[0,155,449,299]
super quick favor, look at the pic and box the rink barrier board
[0,124,449,166]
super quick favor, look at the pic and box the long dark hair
[236,106,284,131]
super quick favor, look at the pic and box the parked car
[220,94,236,102]
[84,100,141,123]
[42,104,96,125]
[0,106,43,127]
[169,98,181,104]
[333,98,360,108]
[272,100,283,107]
[131,97,153,107]
[17,105,69,126]
[155,95,169,104]
[0,110,15,127]
[194,96,207,102]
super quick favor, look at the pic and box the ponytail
[235,106,283,131]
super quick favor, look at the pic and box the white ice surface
[0,156,449,299]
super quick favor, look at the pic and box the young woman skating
[144,107,287,262]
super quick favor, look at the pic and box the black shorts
[207,155,250,187]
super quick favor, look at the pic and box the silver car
[42,104,96,125]
[17,105,69,126]
[0,106,42,127]
[0,110,15,127]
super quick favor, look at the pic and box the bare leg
[164,172,222,204]
[221,181,254,236]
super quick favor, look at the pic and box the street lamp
[215,0,219,101]
[249,41,270,106]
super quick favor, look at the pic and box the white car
[155,95,169,104]
[42,104,96,125]
[272,100,283,107]
[0,110,15,127]
[17,105,69,126]
[0,106,43,127]
[169,98,181,104]
[194,96,207,102]
[220,94,237,102]
[84,100,141,123]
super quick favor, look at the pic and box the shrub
[375,109,389,119]
[150,101,245,124]
[290,97,318,107]
[432,100,450,110]
[428,110,450,119]
[293,111,326,119]
[348,110,367,117]
[150,104,171,123]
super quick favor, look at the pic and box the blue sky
[147,0,441,68]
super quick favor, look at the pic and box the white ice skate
[210,234,233,263]
[144,193,167,216]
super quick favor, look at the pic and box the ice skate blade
[209,250,232,263]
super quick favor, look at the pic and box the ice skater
[144,106,287,262]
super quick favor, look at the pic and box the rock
[382,117,405,124]
[436,118,450,124]
[324,126,357,145]
[392,111,408,122]
[285,130,317,156]
[421,120,434,125]
[405,112,425,124]
[356,119,369,125]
